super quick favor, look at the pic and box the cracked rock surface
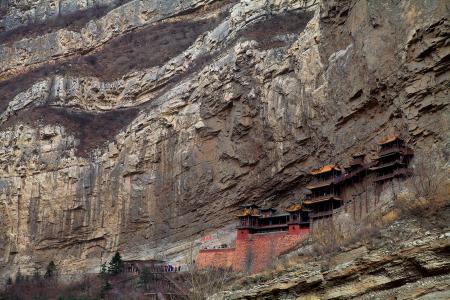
[210,213,450,299]
[0,0,449,278]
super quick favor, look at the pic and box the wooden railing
[371,159,406,171]
[308,163,373,188]
[374,168,413,182]
[334,165,370,184]
[379,146,413,157]
[307,179,334,189]
[306,193,340,204]
[310,207,344,219]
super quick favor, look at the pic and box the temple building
[198,135,415,273]
[236,204,310,238]
[304,135,414,224]
[370,136,414,183]
[286,203,311,234]
[197,203,310,273]
[304,165,343,221]
[339,153,369,184]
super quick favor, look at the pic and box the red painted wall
[236,228,250,240]
[196,229,310,273]
[196,248,235,270]
[288,225,310,235]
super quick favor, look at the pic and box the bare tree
[409,147,448,198]
[183,266,234,300]
[396,146,450,216]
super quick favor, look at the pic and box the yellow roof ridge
[286,203,302,212]
[379,134,401,145]
[310,164,340,175]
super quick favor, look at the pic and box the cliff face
[0,0,448,277]
[210,213,450,299]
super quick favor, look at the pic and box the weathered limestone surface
[0,0,449,279]
[210,218,450,299]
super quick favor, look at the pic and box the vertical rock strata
[0,0,448,277]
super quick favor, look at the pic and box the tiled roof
[310,164,340,175]
[236,208,260,217]
[285,203,302,212]
[303,196,342,205]
[379,134,401,145]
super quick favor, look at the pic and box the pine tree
[99,262,108,279]
[107,251,124,275]
[45,261,57,278]
[98,262,112,299]
[15,269,24,283]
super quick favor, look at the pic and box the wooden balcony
[236,223,258,229]
[379,146,413,157]
[310,209,337,219]
[304,194,342,205]
[370,159,405,171]
[306,179,335,190]
[334,165,370,184]
[310,210,332,219]
[374,168,413,182]
[236,223,290,232]
[310,207,344,219]
[288,220,310,225]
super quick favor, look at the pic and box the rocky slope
[0,0,449,279]
[210,211,450,299]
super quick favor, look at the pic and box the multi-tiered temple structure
[305,135,414,222]
[304,165,343,221]
[339,153,370,185]
[197,135,414,273]
[370,136,414,183]
[197,204,310,273]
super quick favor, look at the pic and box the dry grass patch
[310,213,387,257]
[0,274,102,300]
[176,266,235,300]
[395,181,450,217]
[395,148,450,218]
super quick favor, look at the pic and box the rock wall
[0,0,449,278]
[210,213,450,299]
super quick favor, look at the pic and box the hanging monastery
[196,136,414,272]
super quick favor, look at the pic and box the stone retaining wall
[197,228,309,273]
